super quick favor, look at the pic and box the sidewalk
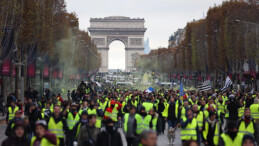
[0,115,5,122]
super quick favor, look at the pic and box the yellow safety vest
[134,114,151,134]
[48,117,64,138]
[181,117,197,140]
[238,106,245,118]
[57,97,61,106]
[250,104,259,119]
[99,101,107,111]
[203,121,220,145]
[220,133,243,146]
[131,100,138,107]
[124,113,138,132]
[162,102,178,119]
[142,102,153,112]
[104,106,118,121]
[197,111,204,129]
[152,117,158,130]
[75,123,82,140]
[217,101,225,113]
[238,120,254,136]
[181,107,186,119]
[8,107,19,121]
[87,108,102,128]
[31,136,55,146]
[66,112,80,130]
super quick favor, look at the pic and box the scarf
[208,118,216,128]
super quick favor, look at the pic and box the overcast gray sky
[65,0,224,69]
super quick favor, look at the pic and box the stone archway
[88,16,147,72]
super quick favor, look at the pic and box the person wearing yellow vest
[31,120,57,146]
[250,99,259,120]
[238,108,256,137]
[202,112,221,146]
[189,95,198,105]
[180,100,189,119]
[78,101,88,115]
[149,109,158,131]
[98,97,108,112]
[142,98,154,113]
[47,105,68,146]
[123,106,138,146]
[6,101,19,123]
[72,110,88,142]
[104,100,122,122]
[219,120,243,146]
[86,100,103,129]
[56,94,64,106]
[4,110,23,137]
[157,98,167,135]
[131,96,138,108]
[162,97,180,129]
[249,98,259,144]
[180,108,198,143]
[77,114,100,146]
[192,104,204,144]
[63,103,80,146]
[136,107,153,135]
[217,96,225,114]
[42,102,53,120]
[2,121,30,146]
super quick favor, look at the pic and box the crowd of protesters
[1,80,259,146]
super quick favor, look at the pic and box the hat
[13,121,25,130]
[110,100,115,105]
[71,103,77,106]
[81,110,88,116]
[209,111,216,118]
[35,120,47,129]
[105,118,114,125]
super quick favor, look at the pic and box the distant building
[144,38,151,54]
[168,28,186,48]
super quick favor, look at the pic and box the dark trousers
[126,137,136,146]
[58,138,65,146]
[158,116,165,134]
[167,119,177,129]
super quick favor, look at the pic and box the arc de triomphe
[88,16,147,72]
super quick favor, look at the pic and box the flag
[198,80,211,91]
[179,82,185,100]
[145,87,154,93]
[220,76,233,92]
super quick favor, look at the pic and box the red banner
[58,70,63,79]
[27,63,36,78]
[198,75,202,82]
[52,69,58,79]
[207,75,211,80]
[43,65,49,78]
[1,59,12,76]
[184,74,187,79]
[76,74,81,80]
[177,75,180,79]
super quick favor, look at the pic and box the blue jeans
[167,119,177,129]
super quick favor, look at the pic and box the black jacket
[1,137,30,146]
[95,130,123,146]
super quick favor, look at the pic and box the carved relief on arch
[107,36,128,47]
